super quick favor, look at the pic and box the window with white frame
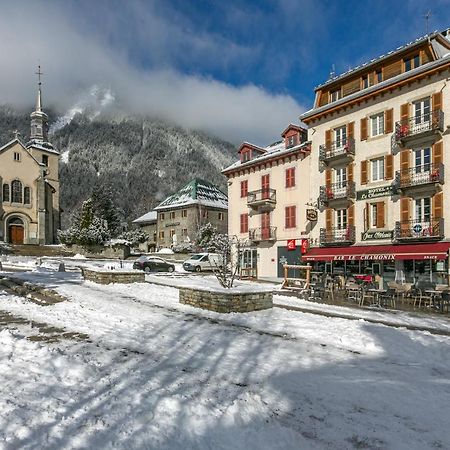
[334,125,347,148]
[370,203,378,228]
[415,197,431,223]
[335,209,347,229]
[370,112,384,137]
[413,97,431,124]
[330,89,341,102]
[371,158,385,182]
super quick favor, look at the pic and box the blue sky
[1,0,449,144]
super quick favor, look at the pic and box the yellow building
[0,71,60,244]
[300,30,450,286]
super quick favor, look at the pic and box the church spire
[30,64,49,143]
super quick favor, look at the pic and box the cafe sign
[356,185,395,201]
[361,230,394,241]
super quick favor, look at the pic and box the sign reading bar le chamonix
[356,185,395,201]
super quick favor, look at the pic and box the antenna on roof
[424,10,432,35]
[328,64,336,80]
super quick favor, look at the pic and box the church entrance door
[8,218,25,244]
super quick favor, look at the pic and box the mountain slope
[0,107,237,227]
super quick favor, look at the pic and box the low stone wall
[68,244,130,259]
[82,268,144,285]
[179,286,273,313]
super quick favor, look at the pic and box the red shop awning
[303,242,450,262]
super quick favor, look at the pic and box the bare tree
[209,234,242,289]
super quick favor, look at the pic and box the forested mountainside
[0,106,236,227]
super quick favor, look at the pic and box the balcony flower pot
[431,170,439,181]
[326,188,334,199]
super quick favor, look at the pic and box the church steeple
[30,65,49,143]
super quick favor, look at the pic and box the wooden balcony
[247,189,276,211]
[394,110,444,147]
[319,181,355,207]
[394,163,444,194]
[319,137,355,166]
[249,226,277,243]
[319,225,355,246]
[394,218,444,242]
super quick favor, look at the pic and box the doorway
[8,218,24,244]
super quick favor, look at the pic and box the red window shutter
[285,206,296,228]
[240,214,248,233]
[286,168,295,188]
[240,180,248,198]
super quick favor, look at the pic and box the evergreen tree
[91,182,121,235]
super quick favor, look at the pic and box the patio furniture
[378,288,397,308]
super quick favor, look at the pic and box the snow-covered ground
[1,266,450,449]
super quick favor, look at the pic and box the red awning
[303,243,450,262]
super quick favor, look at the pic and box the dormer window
[241,150,251,163]
[330,89,341,102]
[287,135,297,148]
[376,69,383,83]
[362,74,369,89]
[404,54,420,72]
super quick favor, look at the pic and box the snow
[1,266,450,449]
[157,248,174,254]
[60,149,70,163]
[132,210,157,224]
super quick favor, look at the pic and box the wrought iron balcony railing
[394,109,444,144]
[320,225,355,246]
[394,218,444,241]
[394,163,444,190]
[319,181,355,206]
[249,226,277,242]
[247,188,276,209]
[319,137,355,163]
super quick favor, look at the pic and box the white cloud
[0,1,304,144]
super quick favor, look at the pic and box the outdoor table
[367,289,387,307]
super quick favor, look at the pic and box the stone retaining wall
[68,244,130,259]
[82,269,144,285]
[179,287,273,313]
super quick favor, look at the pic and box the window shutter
[385,108,393,133]
[433,192,443,219]
[400,197,410,222]
[326,208,333,231]
[347,121,355,140]
[361,160,368,184]
[400,150,410,183]
[360,118,368,140]
[364,203,369,231]
[348,204,354,226]
[376,201,385,228]
[400,103,409,122]
[325,129,332,148]
[347,163,354,182]
[433,92,443,112]
[325,168,332,187]
[433,141,443,165]
[385,154,394,180]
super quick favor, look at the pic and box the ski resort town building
[223,125,311,279]
[132,211,157,252]
[0,72,60,245]
[299,30,450,287]
[147,178,228,250]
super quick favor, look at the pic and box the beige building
[0,76,60,245]
[132,211,157,252]
[152,178,228,249]
[223,125,311,279]
[300,30,450,287]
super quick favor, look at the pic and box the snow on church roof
[154,178,228,211]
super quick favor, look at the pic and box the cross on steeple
[424,10,432,35]
[13,130,21,140]
[35,64,43,86]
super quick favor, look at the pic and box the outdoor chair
[378,288,397,308]
[412,288,433,309]
[440,291,450,313]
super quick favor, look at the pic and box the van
[182,253,223,272]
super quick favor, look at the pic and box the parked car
[133,256,175,273]
[182,253,223,272]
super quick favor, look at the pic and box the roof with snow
[27,140,59,155]
[132,211,158,224]
[223,140,310,173]
[154,179,228,211]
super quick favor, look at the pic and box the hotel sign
[361,230,394,241]
[356,185,395,201]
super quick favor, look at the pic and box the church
[0,69,60,245]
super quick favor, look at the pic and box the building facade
[300,31,450,287]
[152,178,228,249]
[132,211,157,252]
[0,75,60,245]
[223,125,311,279]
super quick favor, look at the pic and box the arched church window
[2,184,9,202]
[24,187,31,205]
[11,180,23,203]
